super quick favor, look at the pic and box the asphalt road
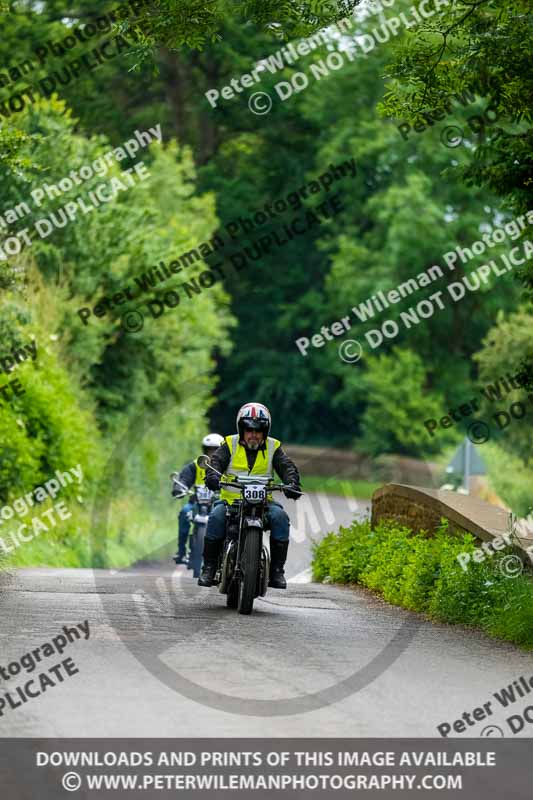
[0,492,531,738]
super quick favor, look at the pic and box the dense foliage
[0,97,233,565]
[313,518,533,647]
[0,0,531,565]
[121,0,362,56]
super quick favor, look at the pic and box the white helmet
[236,402,271,438]
[202,433,224,453]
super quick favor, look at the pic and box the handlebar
[198,457,303,496]
[171,476,191,500]
[172,480,211,499]
[218,480,303,495]
[172,463,303,497]
[172,489,193,500]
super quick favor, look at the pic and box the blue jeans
[206,500,290,543]
[177,501,194,556]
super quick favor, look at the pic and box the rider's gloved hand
[283,484,301,500]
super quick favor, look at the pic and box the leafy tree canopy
[380,0,532,218]
[121,0,361,57]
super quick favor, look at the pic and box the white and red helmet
[236,402,271,438]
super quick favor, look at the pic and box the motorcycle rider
[171,433,224,564]
[198,402,302,589]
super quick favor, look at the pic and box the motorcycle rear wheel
[238,530,261,615]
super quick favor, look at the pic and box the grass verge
[1,495,177,570]
[312,518,533,649]
[302,475,381,499]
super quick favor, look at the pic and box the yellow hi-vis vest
[194,458,206,485]
[220,434,281,504]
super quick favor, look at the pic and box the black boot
[198,539,223,587]
[174,528,188,564]
[269,540,289,589]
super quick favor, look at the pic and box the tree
[121,0,361,57]
[1,0,528,466]
[281,8,521,451]
[472,307,533,516]
[379,0,533,285]
[0,97,235,564]
[356,348,457,455]
[473,307,533,464]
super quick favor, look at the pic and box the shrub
[312,517,533,649]
[312,520,377,583]
[360,523,415,604]
[400,533,442,611]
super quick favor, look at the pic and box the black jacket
[205,439,301,492]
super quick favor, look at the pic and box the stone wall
[371,490,457,537]
[370,484,533,562]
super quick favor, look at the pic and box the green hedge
[312,519,533,648]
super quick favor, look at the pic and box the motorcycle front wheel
[238,529,262,615]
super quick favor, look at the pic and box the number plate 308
[244,484,267,503]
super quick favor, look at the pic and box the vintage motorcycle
[170,474,217,578]
[197,455,302,615]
